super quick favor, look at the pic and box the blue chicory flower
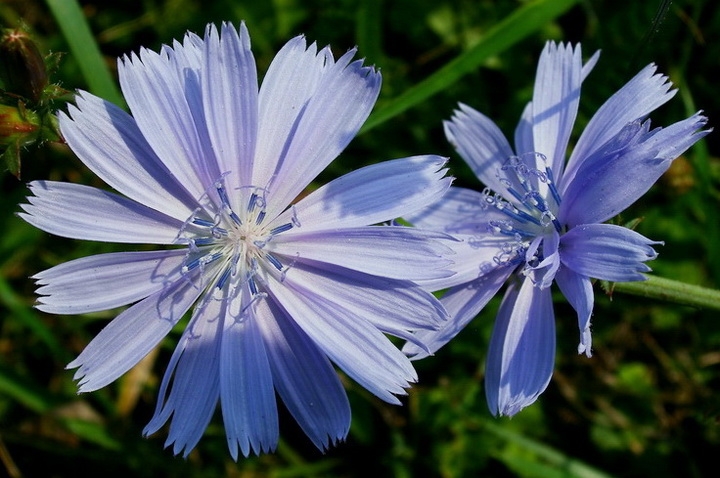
[20,23,455,458]
[402,42,710,417]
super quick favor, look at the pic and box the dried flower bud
[0,29,48,104]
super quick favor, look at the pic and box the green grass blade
[0,275,68,361]
[356,0,384,65]
[0,367,121,450]
[360,0,579,133]
[45,0,124,106]
[62,419,122,450]
[483,419,615,478]
[0,366,56,413]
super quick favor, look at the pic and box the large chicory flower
[402,42,709,417]
[20,23,454,458]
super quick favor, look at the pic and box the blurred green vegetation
[1,0,719,476]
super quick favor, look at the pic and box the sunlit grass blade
[356,0,384,65]
[360,0,579,133]
[45,0,124,107]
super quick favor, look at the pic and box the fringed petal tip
[66,359,113,394]
[168,439,194,460]
[493,402,524,418]
[325,435,348,452]
[67,368,93,394]
[141,426,208,460]
[31,299,46,311]
[402,345,434,361]
[489,377,553,418]
[307,432,348,455]
[226,438,278,462]
[577,326,593,358]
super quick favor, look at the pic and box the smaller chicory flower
[403,42,710,417]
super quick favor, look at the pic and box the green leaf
[1,138,22,177]
[45,0,124,107]
[360,0,579,133]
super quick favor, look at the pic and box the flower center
[481,153,564,268]
[177,180,295,295]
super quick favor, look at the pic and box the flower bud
[0,29,48,104]
[0,103,39,143]
[0,102,40,177]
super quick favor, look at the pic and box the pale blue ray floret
[19,22,456,459]
[402,42,710,418]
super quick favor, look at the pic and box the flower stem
[606,276,720,311]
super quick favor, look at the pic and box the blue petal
[403,266,513,360]
[270,226,455,281]
[34,249,187,314]
[560,223,660,282]
[264,271,417,405]
[263,48,382,217]
[561,63,677,192]
[273,155,451,232]
[555,266,594,357]
[512,48,598,159]
[416,232,510,292]
[67,267,207,392]
[401,186,513,291]
[143,293,224,457]
[256,293,350,451]
[513,103,534,156]
[580,50,600,80]
[444,104,518,197]
[252,36,324,190]
[163,30,203,74]
[291,260,446,329]
[530,42,583,180]
[220,285,278,460]
[21,181,187,244]
[559,113,709,226]
[58,92,199,221]
[164,30,222,198]
[403,186,505,233]
[485,276,555,417]
[202,23,258,204]
[119,41,220,200]
[526,230,560,289]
